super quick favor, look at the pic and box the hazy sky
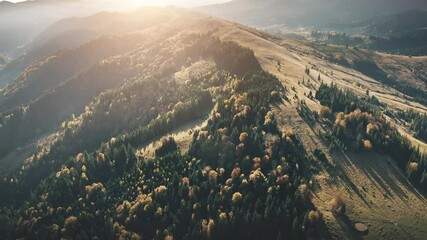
[137,0,229,7]
[1,0,230,7]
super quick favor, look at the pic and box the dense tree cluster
[396,109,427,142]
[315,82,379,114]
[0,33,261,162]
[316,83,427,191]
[0,73,213,207]
[0,71,319,239]
[0,34,260,206]
[0,38,320,239]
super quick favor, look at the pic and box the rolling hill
[0,6,426,240]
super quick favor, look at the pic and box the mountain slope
[0,7,180,88]
[0,8,263,196]
[0,33,144,112]
[220,27,427,238]
[0,8,316,240]
[186,11,427,239]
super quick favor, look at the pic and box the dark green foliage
[315,82,379,114]
[316,82,384,115]
[397,109,427,142]
[155,137,178,157]
[181,34,262,78]
[0,34,257,206]
[313,149,327,164]
[2,72,317,239]
[0,33,261,163]
[0,37,318,240]
[316,83,427,192]
[0,75,214,206]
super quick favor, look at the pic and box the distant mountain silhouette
[345,10,427,38]
[197,0,427,28]
[0,1,86,57]
[0,0,121,58]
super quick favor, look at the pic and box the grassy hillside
[279,39,427,104]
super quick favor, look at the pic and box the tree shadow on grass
[333,212,365,240]
[344,151,427,206]
[321,149,373,209]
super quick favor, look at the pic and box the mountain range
[0,0,139,59]
[198,1,427,55]
[197,0,427,28]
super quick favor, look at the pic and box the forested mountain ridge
[0,6,426,240]
[0,8,261,176]
[0,8,321,239]
[0,0,105,58]
[0,6,183,88]
[0,33,144,112]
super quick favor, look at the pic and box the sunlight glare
[111,0,230,8]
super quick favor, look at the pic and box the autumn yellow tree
[319,106,332,119]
